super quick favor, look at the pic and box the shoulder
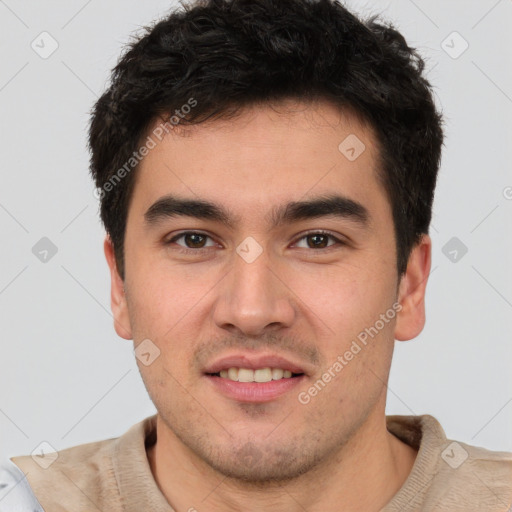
[7,415,156,511]
[0,458,44,511]
[9,431,122,495]
[386,414,512,511]
[432,440,512,510]
[416,415,512,484]
[11,432,119,474]
[6,436,118,511]
[450,439,512,483]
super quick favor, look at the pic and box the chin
[199,440,322,485]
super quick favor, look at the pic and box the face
[105,98,430,483]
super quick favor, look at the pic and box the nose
[212,245,296,337]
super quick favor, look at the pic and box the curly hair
[89,0,443,280]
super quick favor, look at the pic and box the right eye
[164,231,218,252]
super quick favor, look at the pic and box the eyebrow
[144,193,370,230]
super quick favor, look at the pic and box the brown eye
[294,231,342,249]
[166,232,216,249]
[306,234,330,248]
[183,233,207,248]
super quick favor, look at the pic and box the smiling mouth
[207,367,304,383]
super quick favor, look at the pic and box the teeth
[238,368,254,382]
[217,367,298,382]
[272,368,284,380]
[254,368,272,382]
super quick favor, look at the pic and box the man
[3,0,511,510]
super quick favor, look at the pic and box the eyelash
[164,230,346,254]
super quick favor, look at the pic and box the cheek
[298,261,396,337]
[126,259,212,339]
[125,264,210,384]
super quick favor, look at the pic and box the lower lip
[204,374,306,402]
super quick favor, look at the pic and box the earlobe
[394,234,432,342]
[103,236,133,340]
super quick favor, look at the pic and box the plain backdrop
[1,0,511,464]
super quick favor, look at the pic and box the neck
[147,406,417,512]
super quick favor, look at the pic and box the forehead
[129,99,389,227]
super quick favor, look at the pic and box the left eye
[294,232,341,249]
[167,232,216,249]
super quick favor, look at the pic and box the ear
[394,234,432,341]
[103,236,133,340]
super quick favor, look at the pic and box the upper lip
[203,352,309,375]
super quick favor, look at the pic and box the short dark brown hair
[89,0,443,280]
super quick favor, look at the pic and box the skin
[104,98,431,512]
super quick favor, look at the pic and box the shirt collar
[113,414,175,512]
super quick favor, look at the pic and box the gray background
[1,0,511,465]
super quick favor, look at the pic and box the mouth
[203,353,309,402]
[206,367,304,382]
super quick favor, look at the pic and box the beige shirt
[9,414,512,511]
